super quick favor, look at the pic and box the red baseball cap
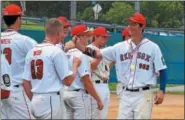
[3,4,23,16]
[93,27,111,37]
[128,13,146,27]
[122,28,130,37]
[71,24,92,36]
[57,16,71,27]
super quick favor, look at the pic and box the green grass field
[2,20,44,30]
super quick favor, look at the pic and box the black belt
[73,89,88,94]
[95,80,108,84]
[14,85,20,88]
[123,86,150,92]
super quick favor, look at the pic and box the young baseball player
[1,4,37,119]
[1,55,12,119]
[22,18,80,119]
[56,16,71,50]
[122,27,130,41]
[88,27,111,119]
[116,27,131,97]
[63,24,103,119]
[70,12,168,119]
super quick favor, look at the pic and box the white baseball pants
[31,92,63,119]
[4,85,32,119]
[117,89,154,119]
[90,83,110,119]
[63,90,90,119]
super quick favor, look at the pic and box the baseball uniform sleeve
[23,51,32,81]
[1,55,12,91]
[53,49,73,81]
[23,36,37,55]
[78,54,90,78]
[153,45,167,72]
[101,46,116,62]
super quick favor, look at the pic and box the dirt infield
[107,94,184,119]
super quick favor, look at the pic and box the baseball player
[63,24,103,119]
[122,27,130,41]
[1,4,37,119]
[1,54,12,119]
[116,27,131,97]
[71,12,168,119]
[22,18,81,119]
[56,16,71,50]
[88,27,111,119]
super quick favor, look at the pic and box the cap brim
[64,23,71,27]
[128,17,138,23]
[93,33,111,37]
[103,33,111,37]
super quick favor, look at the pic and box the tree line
[2,1,184,28]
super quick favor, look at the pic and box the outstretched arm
[154,69,167,105]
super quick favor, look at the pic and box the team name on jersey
[33,50,42,56]
[1,39,11,44]
[120,52,151,62]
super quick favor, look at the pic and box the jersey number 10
[31,59,43,79]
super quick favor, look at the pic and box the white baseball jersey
[56,41,65,50]
[65,48,90,90]
[88,44,111,82]
[23,43,72,93]
[101,38,167,88]
[1,54,12,91]
[1,30,37,86]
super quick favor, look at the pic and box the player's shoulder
[48,45,65,54]
[20,34,37,44]
[109,41,126,50]
[10,32,37,44]
[144,38,160,49]
[67,48,83,58]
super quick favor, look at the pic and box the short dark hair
[122,36,126,41]
[3,15,20,27]
[139,24,144,33]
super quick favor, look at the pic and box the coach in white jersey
[1,55,12,119]
[63,24,103,119]
[22,18,80,119]
[55,16,71,50]
[1,4,37,119]
[88,27,111,119]
[71,12,168,119]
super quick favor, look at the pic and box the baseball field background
[1,1,184,119]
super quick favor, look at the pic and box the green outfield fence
[1,29,184,84]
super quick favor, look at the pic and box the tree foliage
[2,1,184,28]
[102,2,134,24]
[141,1,183,28]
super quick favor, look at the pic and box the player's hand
[73,57,81,67]
[64,41,76,52]
[97,100,104,110]
[71,35,80,44]
[154,90,165,105]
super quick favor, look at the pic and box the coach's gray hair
[45,18,63,36]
